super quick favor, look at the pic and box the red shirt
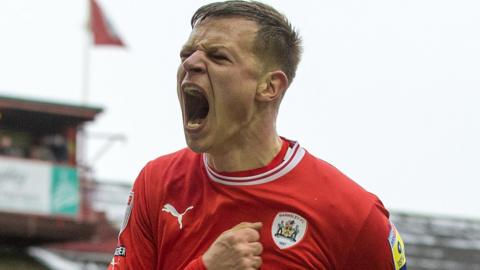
[108,139,406,269]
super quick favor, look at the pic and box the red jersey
[108,139,407,269]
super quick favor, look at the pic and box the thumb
[232,222,263,231]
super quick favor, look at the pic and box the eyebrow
[180,44,235,59]
[181,43,229,52]
[180,44,194,53]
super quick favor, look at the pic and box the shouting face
[177,17,264,154]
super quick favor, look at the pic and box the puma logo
[162,203,194,229]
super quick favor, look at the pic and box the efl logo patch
[119,191,134,235]
[388,221,407,270]
[108,256,125,270]
[271,212,307,249]
[114,246,126,257]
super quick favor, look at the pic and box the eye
[209,52,230,62]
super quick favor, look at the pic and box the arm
[107,167,156,270]
[342,200,407,270]
[107,167,258,270]
[106,167,207,270]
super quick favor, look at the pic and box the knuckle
[254,242,263,254]
[245,228,260,239]
[220,235,233,245]
[234,244,245,252]
[240,257,250,267]
[257,256,263,263]
[233,222,249,230]
[231,233,244,243]
[255,256,263,267]
[220,229,233,239]
[224,231,241,243]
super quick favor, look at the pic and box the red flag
[90,0,124,46]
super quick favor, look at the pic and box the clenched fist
[202,222,263,270]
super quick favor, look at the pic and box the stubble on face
[178,18,267,155]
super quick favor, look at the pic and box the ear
[256,70,289,102]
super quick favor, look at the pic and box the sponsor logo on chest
[271,212,307,249]
[162,203,194,230]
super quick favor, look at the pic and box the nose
[182,51,206,74]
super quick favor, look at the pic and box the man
[108,1,407,269]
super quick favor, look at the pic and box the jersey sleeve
[106,165,207,270]
[342,199,407,270]
[107,166,156,270]
[184,257,208,270]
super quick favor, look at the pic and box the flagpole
[82,0,92,104]
[79,0,92,191]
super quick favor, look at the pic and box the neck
[206,131,283,173]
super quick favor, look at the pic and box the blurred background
[0,0,479,269]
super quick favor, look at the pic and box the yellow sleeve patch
[388,221,407,270]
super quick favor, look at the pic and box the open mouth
[184,86,209,129]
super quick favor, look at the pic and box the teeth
[184,87,202,96]
[187,119,203,128]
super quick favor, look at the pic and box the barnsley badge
[271,212,307,249]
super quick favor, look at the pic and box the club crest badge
[271,212,307,249]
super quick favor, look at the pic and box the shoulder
[299,151,391,257]
[146,147,199,172]
[302,152,400,269]
[137,147,200,181]
[133,147,201,197]
[128,148,202,223]
[301,150,380,213]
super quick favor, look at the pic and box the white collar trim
[203,142,305,186]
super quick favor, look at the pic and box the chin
[184,135,210,154]
[186,144,206,153]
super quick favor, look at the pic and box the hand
[202,222,263,270]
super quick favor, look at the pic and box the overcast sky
[0,0,479,219]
